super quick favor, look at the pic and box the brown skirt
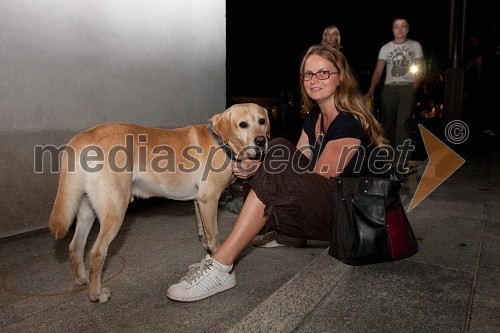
[247,138,334,241]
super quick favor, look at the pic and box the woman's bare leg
[211,189,265,266]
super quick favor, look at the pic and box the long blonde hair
[321,25,342,50]
[299,44,387,146]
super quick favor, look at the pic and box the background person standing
[321,25,343,50]
[365,15,425,162]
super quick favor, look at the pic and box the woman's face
[324,29,339,46]
[303,54,339,103]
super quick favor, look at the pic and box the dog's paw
[74,270,89,285]
[207,245,219,255]
[90,287,111,303]
[98,287,111,303]
[74,276,88,286]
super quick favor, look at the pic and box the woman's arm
[313,137,361,178]
[232,159,261,179]
[296,129,313,160]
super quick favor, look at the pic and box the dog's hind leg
[86,192,129,303]
[69,196,95,286]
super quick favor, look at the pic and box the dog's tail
[49,148,83,239]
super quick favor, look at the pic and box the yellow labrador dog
[49,103,269,303]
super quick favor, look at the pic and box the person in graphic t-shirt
[365,14,425,161]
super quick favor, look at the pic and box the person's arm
[232,159,261,179]
[313,137,361,178]
[365,60,385,98]
[296,129,313,160]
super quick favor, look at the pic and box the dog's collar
[206,122,242,163]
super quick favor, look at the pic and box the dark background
[226,0,499,100]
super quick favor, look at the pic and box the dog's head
[209,103,270,160]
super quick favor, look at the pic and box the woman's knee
[263,138,298,170]
[268,137,295,150]
[260,141,311,175]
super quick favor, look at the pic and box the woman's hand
[232,159,261,179]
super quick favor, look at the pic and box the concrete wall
[0,0,226,238]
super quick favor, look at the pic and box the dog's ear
[210,110,231,144]
[263,107,271,139]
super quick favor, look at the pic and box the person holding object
[365,15,425,160]
[167,44,387,302]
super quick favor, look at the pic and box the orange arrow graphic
[407,124,465,212]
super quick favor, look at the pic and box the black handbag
[329,169,418,265]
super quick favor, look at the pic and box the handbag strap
[335,166,403,199]
[356,178,402,198]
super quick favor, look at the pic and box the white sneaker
[167,254,236,302]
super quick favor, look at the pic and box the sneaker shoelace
[182,258,213,285]
[264,231,288,243]
[260,231,305,246]
[262,231,278,241]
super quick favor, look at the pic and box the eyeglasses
[300,70,339,81]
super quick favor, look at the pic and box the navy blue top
[302,108,375,177]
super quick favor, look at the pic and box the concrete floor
[1,138,499,333]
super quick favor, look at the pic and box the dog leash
[206,122,242,163]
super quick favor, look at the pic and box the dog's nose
[254,136,267,147]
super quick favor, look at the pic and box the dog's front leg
[193,197,220,253]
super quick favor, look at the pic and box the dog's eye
[259,118,266,125]
[239,121,248,128]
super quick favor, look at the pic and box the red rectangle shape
[386,208,411,259]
